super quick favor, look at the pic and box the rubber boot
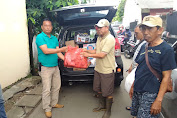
[102,98,113,118]
[93,93,106,112]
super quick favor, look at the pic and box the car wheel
[114,73,123,87]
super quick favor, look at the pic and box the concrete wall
[123,0,142,27]
[0,0,30,88]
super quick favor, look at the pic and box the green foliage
[81,0,90,4]
[112,0,126,22]
[26,0,79,35]
[26,0,79,75]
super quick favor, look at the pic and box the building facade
[0,0,30,88]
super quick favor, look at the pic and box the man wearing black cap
[129,15,176,118]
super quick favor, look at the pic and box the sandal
[125,106,131,110]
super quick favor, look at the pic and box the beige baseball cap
[95,19,110,27]
[140,15,162,27]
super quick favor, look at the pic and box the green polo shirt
[36,32,59,67]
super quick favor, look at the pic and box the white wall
[123,0,142,27]
[0,0,30,88]
[174,0,177,10]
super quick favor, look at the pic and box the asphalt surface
[28,55,133,118]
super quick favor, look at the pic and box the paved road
[28,55,133,118]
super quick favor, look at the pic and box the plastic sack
[64,46,88,69]
[124,68,136,93]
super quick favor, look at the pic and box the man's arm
[39,44,67,54]
[150,70,172,115]
[128,64,133,73]
[82,52,107,58]
[127,31,132,37]
[129,81,134,99]
[56,47,64,61]
[82,36,115,58]
[83,49,96,54]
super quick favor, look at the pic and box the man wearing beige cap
[82,19,115,118]
[129,15,176,118]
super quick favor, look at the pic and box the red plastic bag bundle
[64,46,88,69]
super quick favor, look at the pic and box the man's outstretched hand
[61,46,68,52]
[82,48,88,52]
[81,52,90,57]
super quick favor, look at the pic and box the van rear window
[59,10,109,21]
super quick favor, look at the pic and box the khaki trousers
[40,66,61,112]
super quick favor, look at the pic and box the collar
[42,32,53,38]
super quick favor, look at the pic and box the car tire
[114,73,123,87]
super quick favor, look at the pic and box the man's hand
[81,52,90,57]
[150,99,162,115]
[82,48,88,52]
[129,84,134,99]
[128,66,132,73]
[88,61,91,67]
[61,46,68,52]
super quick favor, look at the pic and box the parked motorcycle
[123,40,136,59]
[118,35,125,52]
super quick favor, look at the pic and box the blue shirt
[134,41,176,93]
[36,32,59,67]
[122,30,132,40]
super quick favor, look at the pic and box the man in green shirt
[36,18,67,118]
[82,19,116,118]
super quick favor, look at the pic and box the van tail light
[115,38,121,57]
[117,68,121,72]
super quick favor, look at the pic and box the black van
[52,4,124,86]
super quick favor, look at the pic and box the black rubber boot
[93,93,106,112]
[102,98,113,118]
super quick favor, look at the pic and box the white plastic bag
[124,68,136,93]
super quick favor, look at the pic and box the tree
[81,0,90,4]
[26,0,79,35]
[112,0,126,22]
[26,0,79,75]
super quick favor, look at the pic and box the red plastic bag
[64,46,88,69]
